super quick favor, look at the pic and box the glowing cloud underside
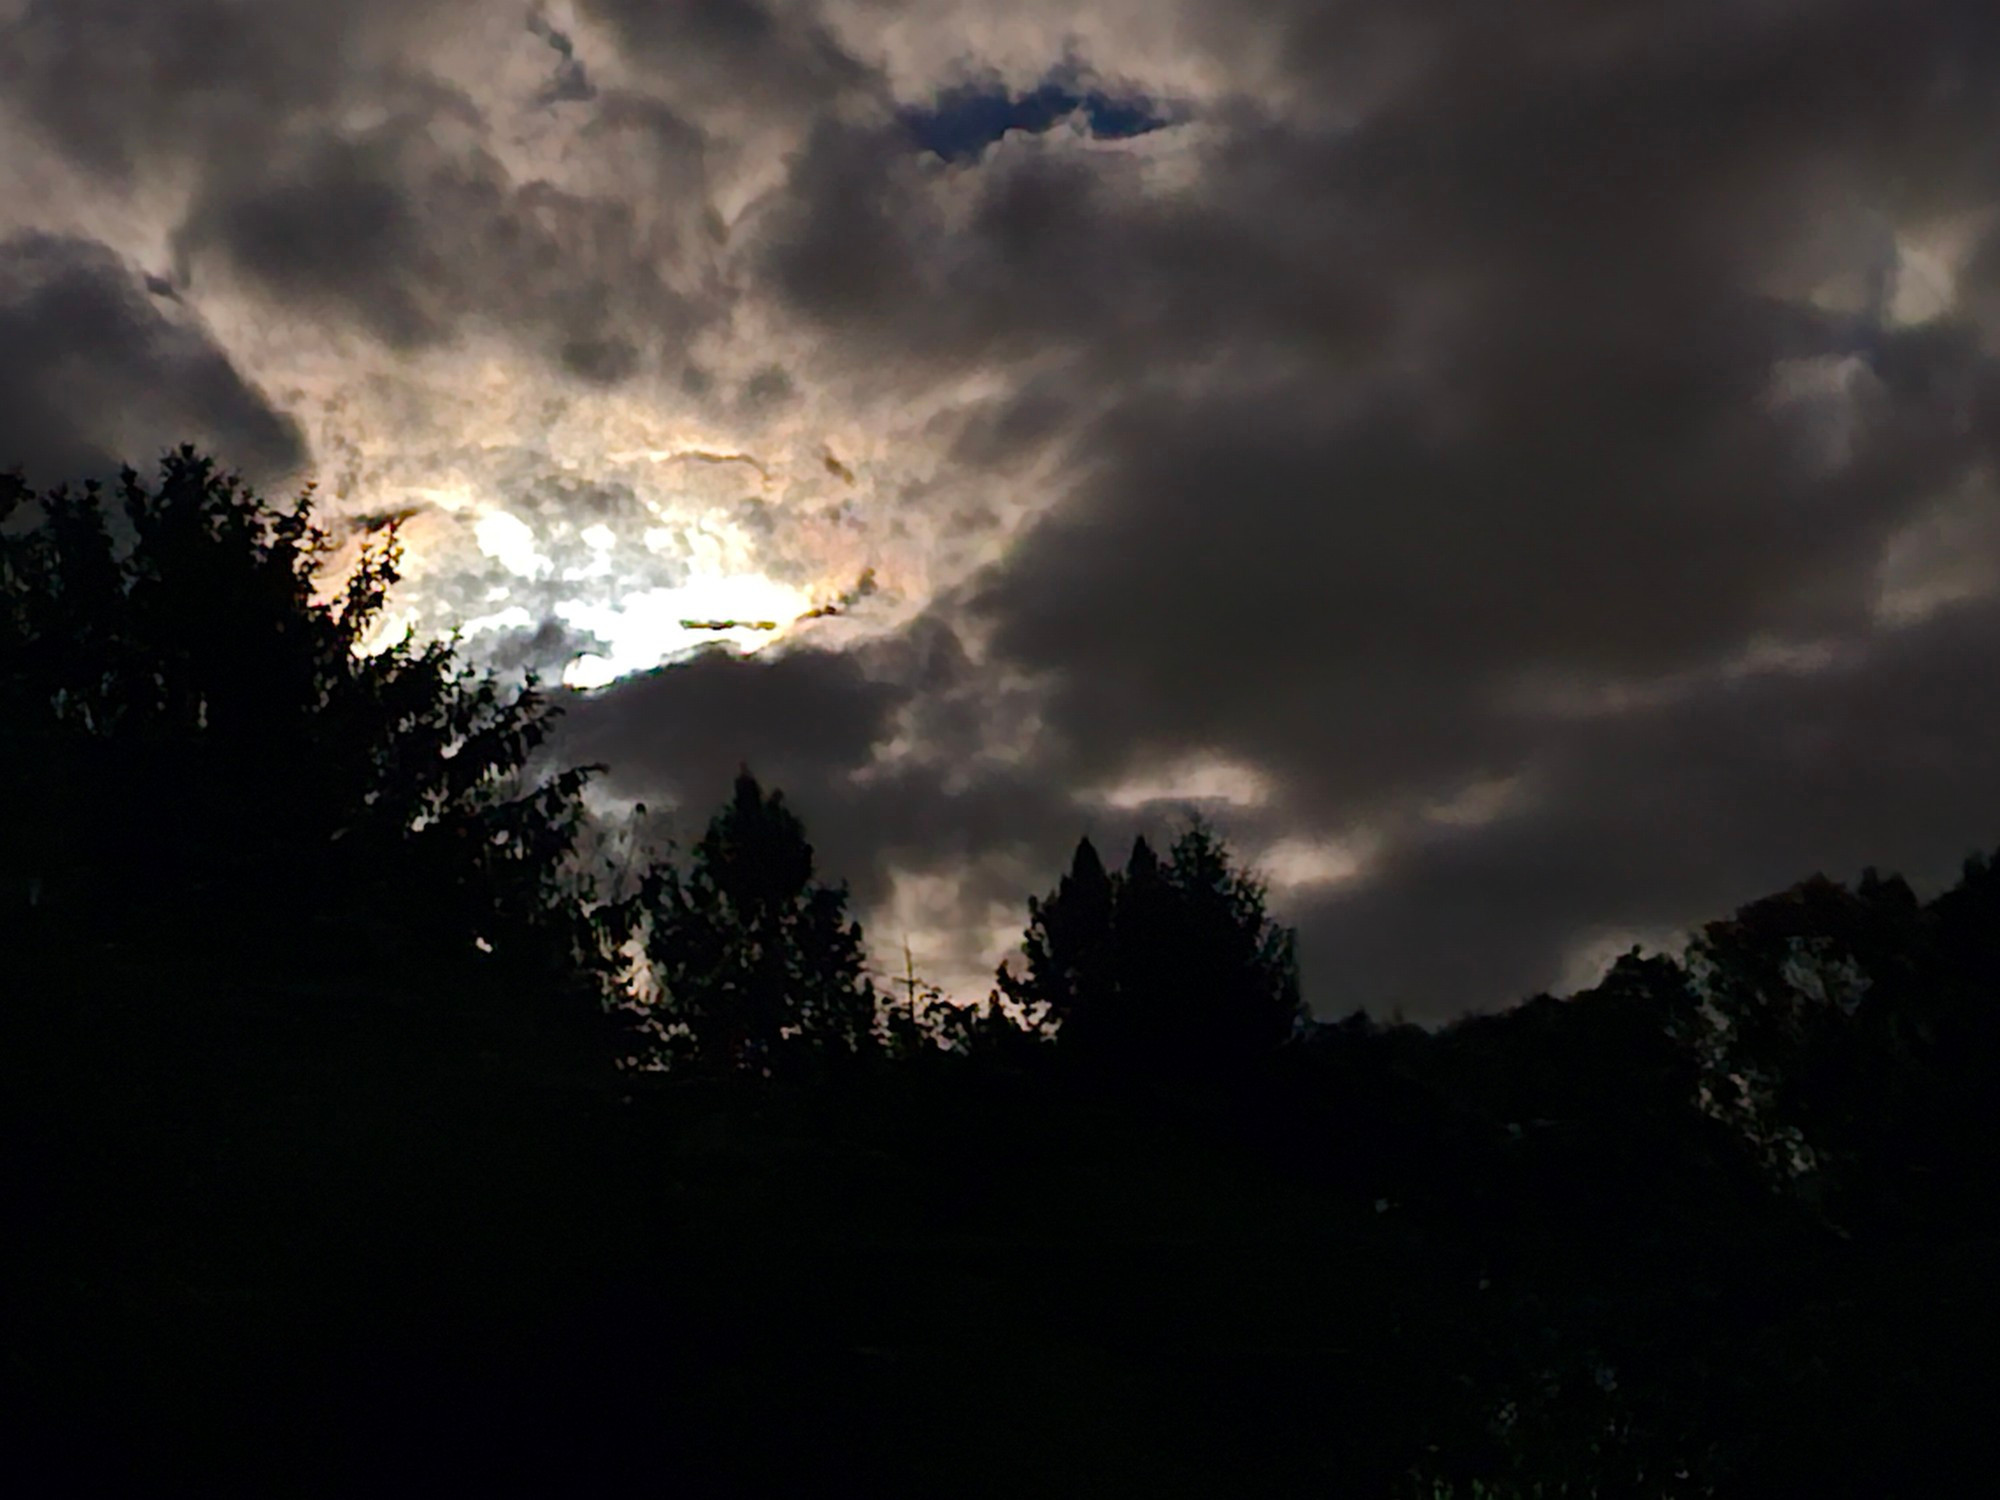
[0,5,1211,694]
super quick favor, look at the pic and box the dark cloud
[482,617,609,684]
[0,0,428,183]
[6,0,721,381]
[551,618,1166,986]
[173,111,712,372]
[1290,591,2000,1018]
[556,640,913,866]
[756,114,1393,378]
[527,8,598,104]
[738,0,2000,1011]
[177,127,455,350]
[575,0,868,114]
[0,233,305,485]
[970,327,1971,809]
[563,643,903,795]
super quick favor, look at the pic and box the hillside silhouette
[6,451,1999,1495]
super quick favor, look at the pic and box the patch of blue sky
[902,74,1181,163]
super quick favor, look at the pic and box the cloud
[5,0,2000,1016]
[173,112,712,375]
[553,618,1158,991]
[0,0,429,184]
[558,639,910,828]
[0,232,304,485]
[748,0,2000,1009]
[528,8,598,104]
[1287,590,2000,1018]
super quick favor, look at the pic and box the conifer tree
[996,835,1116,1044]
[1147,821,1304,1072]
[996,820,1302,1079]
[642,770,875,1073]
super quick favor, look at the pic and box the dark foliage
[999,822,1304,1081]
[1,447,629,1070]
[639,768,877,1074]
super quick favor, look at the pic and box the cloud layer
[6,0,2000,1014]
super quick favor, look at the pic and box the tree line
[3,447,1312,1085]
[7,450,1998,1495]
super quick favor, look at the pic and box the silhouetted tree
[875,940,987,1061]
[0,447,628,1068]
[1920,849,2000,1226]
[1933,848,2000,994]
[1677,873,1936,1210]
[995,834,1115,1045]
[999,821,1302,1080]
[1146,821,1304,1070]
[641,770,875,1073]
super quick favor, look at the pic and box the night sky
[6,0,2000,1017]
